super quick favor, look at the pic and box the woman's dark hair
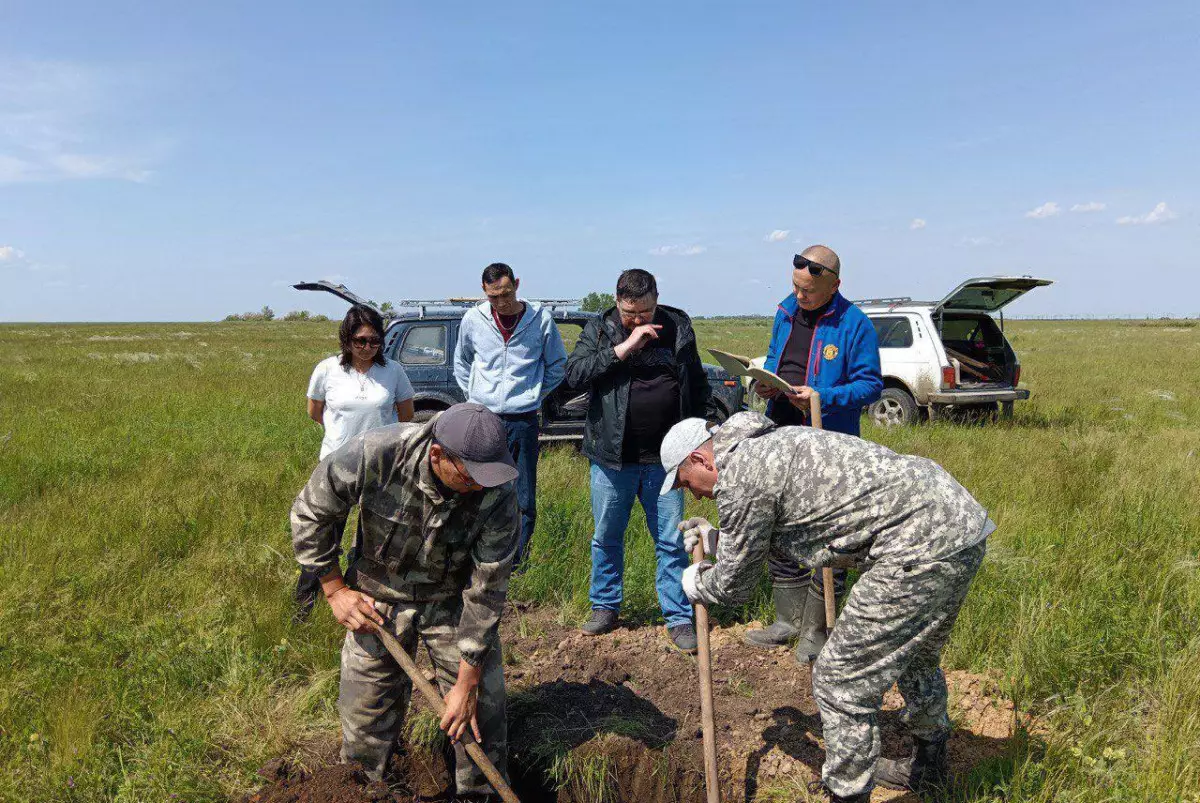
[339,304,387,368]
[481,262,515,285]
[616,268,658,301]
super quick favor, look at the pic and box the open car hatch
[293,280,378,310]
[937,277,1053,313]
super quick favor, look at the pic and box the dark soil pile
[245,606,1021,802]
[243,759,405,803]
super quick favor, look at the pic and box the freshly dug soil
[244,759,405,803]
[244,606,1020,802]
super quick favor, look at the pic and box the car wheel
[870,388,918,427]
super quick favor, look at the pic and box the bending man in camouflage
[660,412,994,802]
[291,402,520,796]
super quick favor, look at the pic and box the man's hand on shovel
[680,517,719,556]
[323,578,384,634]
[440,661,483,745]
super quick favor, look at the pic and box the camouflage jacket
[290,416,519,666]
[693,412,991,606]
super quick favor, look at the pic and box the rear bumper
[539,421,584,442]
[927,388,1030,405]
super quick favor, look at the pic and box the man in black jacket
[565,269,711,653]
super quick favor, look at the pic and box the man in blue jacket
[746,245,883,662]
[454,263,568,568]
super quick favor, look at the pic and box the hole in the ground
[503,679,707,803]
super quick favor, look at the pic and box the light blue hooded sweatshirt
[453,300,568,415]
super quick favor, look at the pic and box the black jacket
[565,304,712,469]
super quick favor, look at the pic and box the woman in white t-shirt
[295,304,415,617]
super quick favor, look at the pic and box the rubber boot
[875,734,950,796]
[743,584,805,648]
[793,583,830,664]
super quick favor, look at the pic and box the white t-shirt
[307,356,415,459]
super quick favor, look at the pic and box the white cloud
[1024,202,1061,219]
[0,245,25,262]
[1070,202,1106,213]
[1116,201,1177,225]
[0,59,168,184]
[648,244,706,257]
[910,218,927,230]
[764,230,790,242]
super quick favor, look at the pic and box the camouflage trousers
[338,599,508,794]
[812,540,986,797]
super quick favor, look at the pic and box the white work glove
[681,560,713,604]
[679,517,719,556]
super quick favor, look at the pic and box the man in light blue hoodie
[454,263,568,568]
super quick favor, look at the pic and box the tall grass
[0,319,1197,801]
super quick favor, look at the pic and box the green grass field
[1,318,1198,802]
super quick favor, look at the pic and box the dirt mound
[246,606,1020,802]
[243,759,404,803]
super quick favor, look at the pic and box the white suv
[858,277,1052,425]
[746,276,1052,426]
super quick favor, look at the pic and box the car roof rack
[394,298,582,318]
[854,296,913,309]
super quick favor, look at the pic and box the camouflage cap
[433,403,519,487]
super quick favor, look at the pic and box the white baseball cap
[659,418,715,496]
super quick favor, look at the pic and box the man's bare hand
[327,587,384,633]
[754,382,781,400]
[786,385,814,408]
[614,324,662,360]
[440,680,481,744]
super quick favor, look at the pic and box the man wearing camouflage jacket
[660,412,994,802]
[291,403,520,795]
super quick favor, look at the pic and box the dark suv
[296,281,745,442]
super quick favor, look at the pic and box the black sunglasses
[351,336,382,348]
[793,255,829,276]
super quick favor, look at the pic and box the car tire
[869,387,918,427]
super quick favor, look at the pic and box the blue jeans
[502,412,539,569]
[588,462,691,628]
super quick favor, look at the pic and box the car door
[871,314,928,395]
[543,315,589,428]
[394,320,452,388]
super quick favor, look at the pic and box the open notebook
[707,348,795,394]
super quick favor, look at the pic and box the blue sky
[2,1,1197,321]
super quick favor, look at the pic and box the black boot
[875,734,950,796]
[743,583,804,648]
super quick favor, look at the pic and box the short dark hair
[616,269,658,301]
[338,304,387,369]
[481,263,515,285]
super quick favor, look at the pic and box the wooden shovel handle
[373,626,521,803]
[692,543,721,803]
[809,392,837,632]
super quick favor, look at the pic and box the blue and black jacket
[763,291,883,436]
